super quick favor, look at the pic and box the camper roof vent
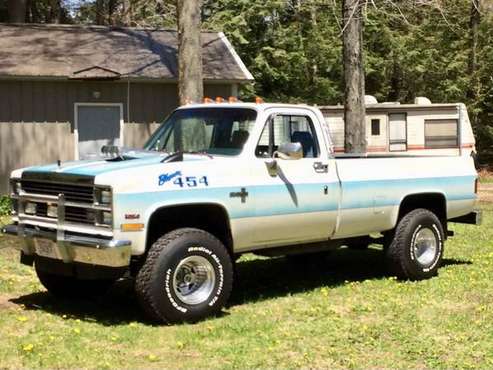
[414,97,432,105]
[364,95,378,104]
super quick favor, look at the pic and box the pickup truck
[2,102,481,324]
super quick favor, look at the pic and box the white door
[389,113,407,151]
[250,109,339,247]
[76,104,122,159]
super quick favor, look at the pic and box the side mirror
[277,142,303,160]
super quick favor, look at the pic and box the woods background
[1,0,492,162]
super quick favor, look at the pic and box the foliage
[0,205,492,368]
[0,196,11,217]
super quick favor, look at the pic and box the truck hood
[17,151,210,184]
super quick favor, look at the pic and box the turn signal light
[121,223,144,232]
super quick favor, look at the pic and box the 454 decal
[158,172,209,188]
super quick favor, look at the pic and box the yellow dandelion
[22,344,34,352]
[147,354,158,361]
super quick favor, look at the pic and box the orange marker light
[228,96,238,103]
[255,96,264,104]
[121,223,145,232]
[215,96,225,103]
[203,97,213,103]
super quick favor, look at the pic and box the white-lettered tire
[385,208,444,280]
[135,228,233,324]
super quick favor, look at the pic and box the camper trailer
[320,97,475,156]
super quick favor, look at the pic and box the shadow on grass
[11,278,148,326]
[9,247,472,325]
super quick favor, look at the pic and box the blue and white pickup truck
[3,103,481,323]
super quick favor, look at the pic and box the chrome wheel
[172,255,216,305]
[413,227,438,267]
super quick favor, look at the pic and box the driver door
[250,108,339,248]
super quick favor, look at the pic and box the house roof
[0,23,254,82]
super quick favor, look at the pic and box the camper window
[371,119,380,136]
[424,119,459,149]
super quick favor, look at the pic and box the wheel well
[398,193,447,225]
[146,204,233,255]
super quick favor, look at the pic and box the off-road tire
[135,228,233,324]
[385,208,444,280]
[35,265,114,299]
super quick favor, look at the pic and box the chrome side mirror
[276,142,303,160]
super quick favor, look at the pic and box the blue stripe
[115,175,476,220]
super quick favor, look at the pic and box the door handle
[313,161,328,173]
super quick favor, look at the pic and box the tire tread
[135,228,232,323]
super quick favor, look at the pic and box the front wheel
[385,208,444,280]
[135,228,233,324]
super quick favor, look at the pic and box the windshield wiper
[184,150,214,159]
[160,150,213,163]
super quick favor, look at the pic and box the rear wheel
[385,208,444,280]
[135,228,233,324]
[35,265,114,299]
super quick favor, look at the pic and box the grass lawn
[1,206,493,369]
[479,169,493,184]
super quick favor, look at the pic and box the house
[0,23,254,193]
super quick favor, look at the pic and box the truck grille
[21,180,94,203]
[32,203,96,225]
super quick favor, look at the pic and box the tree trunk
[48,0,61,23]
[468,0,481,102]
[342,0,366,153]
[122,0,133,26]
[177,0,204,105]
[8,0,27,23]
[95,0,105,25]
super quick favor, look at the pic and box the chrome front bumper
[2,224,132,267]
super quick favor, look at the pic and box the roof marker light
[215,96,225,103]
[255,96,264,104]
[203,97,213,103]
[228,96,238,103]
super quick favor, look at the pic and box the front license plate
[34,238,58,259]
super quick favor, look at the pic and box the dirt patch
[479,184,493,203]
[0,294,17,310]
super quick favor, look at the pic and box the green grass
[479,169,493,184]
[1,207,493,368]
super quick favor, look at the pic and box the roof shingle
[0,23,253,82]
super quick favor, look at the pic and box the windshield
[144,108,257,156]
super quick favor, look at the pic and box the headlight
[97,211,112,226]
[25,202,37,215]
[96,187,112,205]
[101,190,112,204]
[10,179,21,196]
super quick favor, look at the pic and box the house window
[424,119,459,148]
[371,119,380,136]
